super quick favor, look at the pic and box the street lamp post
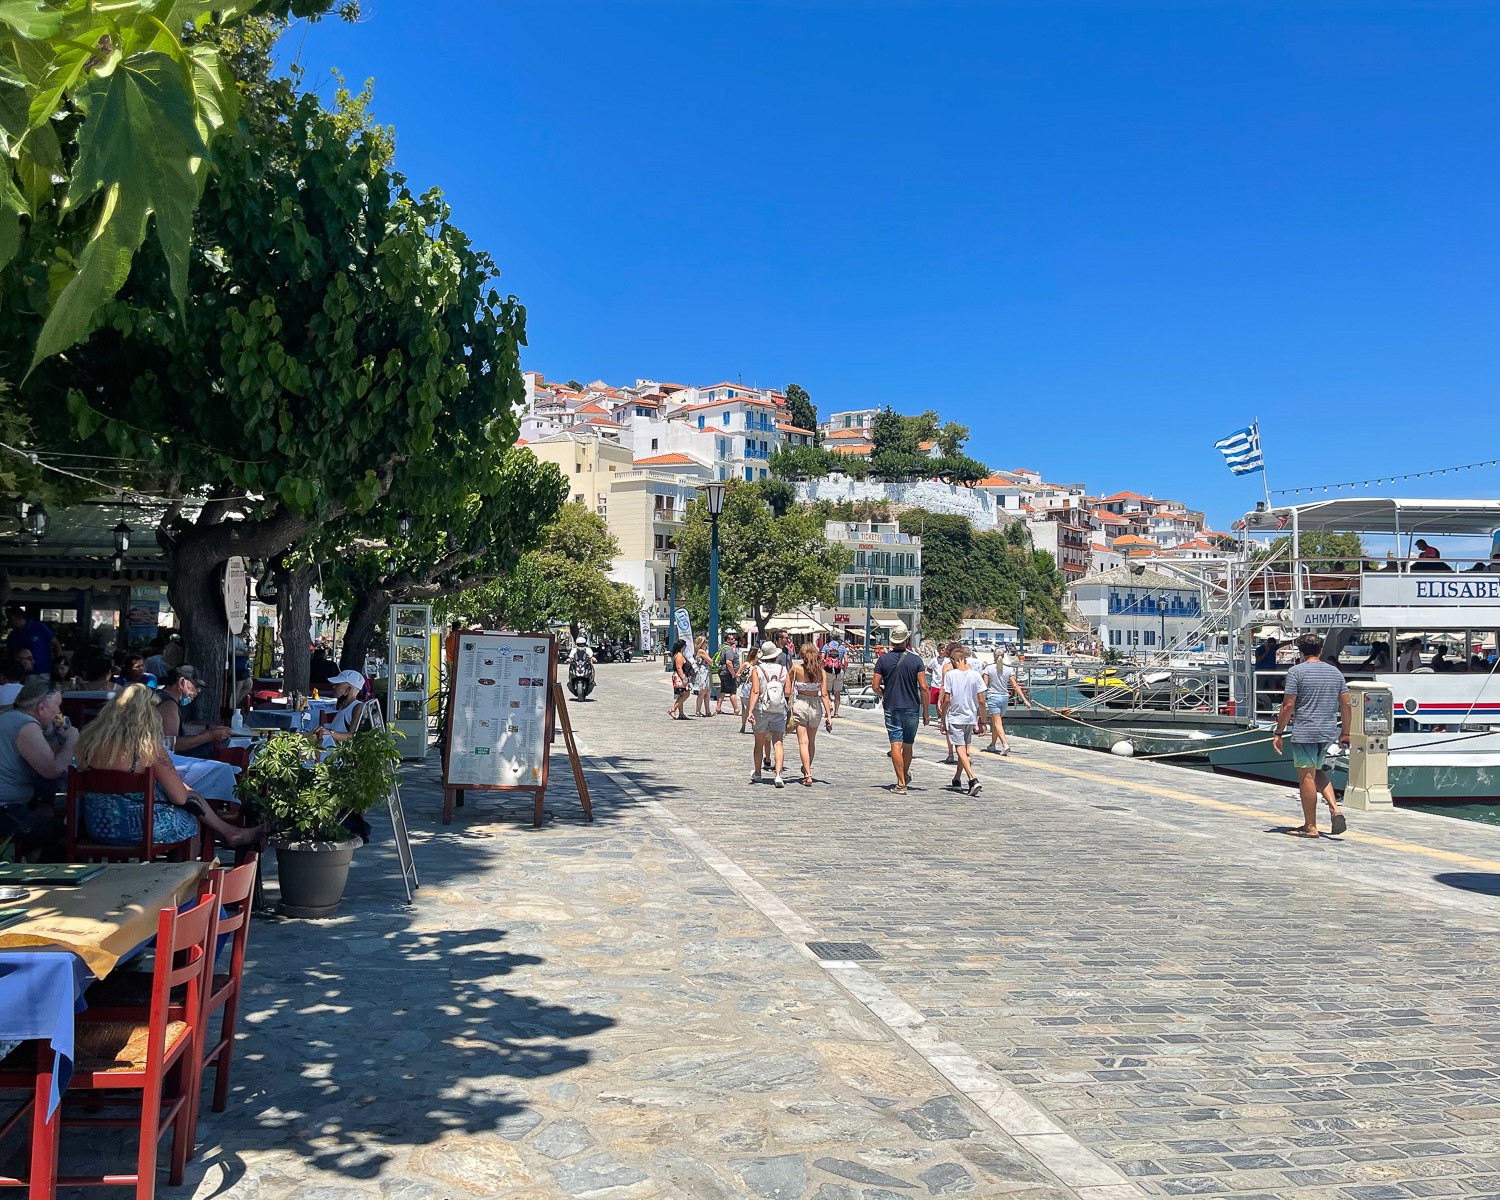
[666,546,679,669]
[1017,586,1027,657]
[701,483,727,658]
[864,574,873,664]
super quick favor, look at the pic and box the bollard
[1344,682,1394,811]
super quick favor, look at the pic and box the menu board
[445,633,555,789]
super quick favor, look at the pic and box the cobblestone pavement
[32,660,1500,1199]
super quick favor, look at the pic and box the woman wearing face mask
[154,666,233,757]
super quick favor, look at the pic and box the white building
[670,394,785,483]
[819,408,879,439]
[1067,565,1208,654]
[813,520,923,646]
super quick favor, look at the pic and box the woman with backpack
[789,643,834,786]
[747,639,789,787]
[668,639,691,720]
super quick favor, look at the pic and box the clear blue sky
[284,1,1500,531]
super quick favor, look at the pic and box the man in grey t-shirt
[1273,633,1351,838]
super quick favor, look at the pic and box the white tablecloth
[171,754,240,803]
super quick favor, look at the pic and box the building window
[651,438,659,450]
[723,413,730,426]
[744,467,753,482]
[574,462,581,473]
[574,492,584,504]
[760,468,767,479]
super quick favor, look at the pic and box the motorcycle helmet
[575,636,588,646]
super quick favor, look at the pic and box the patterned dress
[83,769,198,846]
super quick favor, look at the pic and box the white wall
[794,478,1007,529]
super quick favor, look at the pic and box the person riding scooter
[568,637,596,701]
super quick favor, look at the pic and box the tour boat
[1205,497,1500,802]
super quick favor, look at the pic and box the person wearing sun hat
[872,620,928,795]
[747,639,790,787]
[322,669,368,743]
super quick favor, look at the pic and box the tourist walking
[927,642,955,763]
[668,638,691,720]
[748,640,790,787]
[872,621,928,795]
[692,636,713,716]
[982,653,1028,754]
[1272,633,1350,838]
[822,634,848,718]
[939,646,987,795]
[737,646,760,734]
[789,644,834,785]
[716,632,742,716]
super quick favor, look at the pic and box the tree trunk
[169,549,232,723]
[278,562,316,694]
[166,505,312,724]
[340,585,393,672]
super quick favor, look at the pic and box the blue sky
[284,1,1500,530]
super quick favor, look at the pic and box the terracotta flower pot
[273,838,360,918]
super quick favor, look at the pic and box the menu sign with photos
[446,633,555,789]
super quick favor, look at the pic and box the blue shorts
[884,707,920,745]
[1290,742,1328,771]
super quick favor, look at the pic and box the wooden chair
[64,767,194,864]
[0,896,219,1199]
[194,858,256,1142]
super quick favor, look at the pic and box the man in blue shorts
[872,621,928,795]
[1272,633,1351,838]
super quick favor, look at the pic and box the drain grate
[808,941,883,962]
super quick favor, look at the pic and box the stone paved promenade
[89,660,1500,1199]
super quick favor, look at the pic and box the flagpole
[1256,417,1272,509]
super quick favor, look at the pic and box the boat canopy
[1245,497,1500,538]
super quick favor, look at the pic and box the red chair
[64,767,195,864]
[194,858,257,1140]
[0,896,219,1199]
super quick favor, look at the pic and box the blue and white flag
[1214,423,1264,476]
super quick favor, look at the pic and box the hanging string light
[1271,457,1500,497]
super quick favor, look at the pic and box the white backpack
[756,664,787,714]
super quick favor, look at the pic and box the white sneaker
[773,775,785,789]
[1001,744,1011,757]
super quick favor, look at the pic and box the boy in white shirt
[939,644,988,795]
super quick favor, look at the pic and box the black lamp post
[700,483,726,656]
[25,503,48,541]
[112,519,131,554]
[397,511,413,539]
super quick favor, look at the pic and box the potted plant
[238,726,401,917]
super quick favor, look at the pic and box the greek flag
[1214,423,1264,476]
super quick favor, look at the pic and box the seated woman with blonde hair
[75,684,263,852]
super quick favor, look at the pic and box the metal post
[708,513,720,658]
[864,576,873,664]
[1018,587,1027,657]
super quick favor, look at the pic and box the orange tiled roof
[1111,535,1157,546]
[824,428,872,441]
[829,444,872,456]
[778,422,815,435]
[674,396,779,414]
[634,452,701,466]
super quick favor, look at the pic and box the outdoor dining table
[0,861,211,1199]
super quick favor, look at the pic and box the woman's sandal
[1285,828,1320,839]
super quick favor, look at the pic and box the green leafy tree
[2,56,529,711]
[932,452,990,486]
[756,477,796,518]
[450,503,624,640]
[0,1,352,366]
[785,383,817,439]
[674,483,850,635]
[769,443,832,481]
[936,421,969,457]
[317,449,568,669]
[871,406,917,458]
[905,509,1065,642]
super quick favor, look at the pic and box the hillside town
[519,372,1241,647]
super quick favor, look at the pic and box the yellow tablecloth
[0,861,211,977]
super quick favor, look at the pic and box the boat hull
[1207,729,1500,802]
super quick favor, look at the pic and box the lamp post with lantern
[666,546,680,667]
[700,482,727,657]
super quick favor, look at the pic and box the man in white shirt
[939,645,988,795]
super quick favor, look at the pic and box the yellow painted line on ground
[832,709,1500,873]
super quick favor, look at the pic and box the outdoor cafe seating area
[0,685,346,1198]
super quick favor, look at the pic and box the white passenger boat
[1206,497,1500,802]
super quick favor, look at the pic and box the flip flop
[1285,828,1320,839]
[1330,814,1347,835]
